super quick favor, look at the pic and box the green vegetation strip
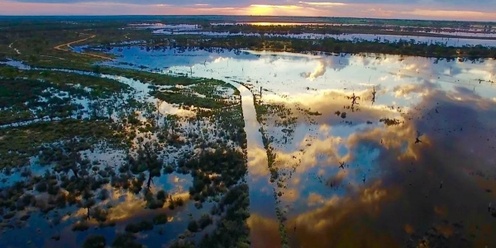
[152,79,239,109]
[0,119,125,168]
[167,36,496,59]
[0,65,129,97]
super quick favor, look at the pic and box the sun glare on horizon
[246,4,308,16]
[247,5,275,15]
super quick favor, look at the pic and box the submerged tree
[128,141,164,191]
[40,138,92,179]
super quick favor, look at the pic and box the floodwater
[0,59,232,247]
[152,29,496,47]
[211,22,496,38]
[2,44,496,246]
[148,24,496,47]
[103,46,496,247]
[137,21,496,45]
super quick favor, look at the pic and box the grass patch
[0,65,129,97]
[0,119,125,168]
[152,78,238,109]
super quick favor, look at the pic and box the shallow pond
[103,46,496,247]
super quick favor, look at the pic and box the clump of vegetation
[187,219,199,232]
[198,214,213,229]
[153,213,168,225]
[199,184,250,247]
[152,79,237,109]
[72,221,90,231]
[112,233,143,248]
[0,119,124,168]
[166,35,496,60]
[83,235,106,248]
[0,66,129,97]
[179,146,246,202]
[125,220,154,233]
[380,118,402,126]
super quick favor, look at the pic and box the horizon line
[0,14,495,24]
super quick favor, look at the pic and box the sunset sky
[1,0,496,21]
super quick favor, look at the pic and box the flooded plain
[1,43,496,247]
[145,23,496,47]
[0,57,247,247]
[103,46,496,247]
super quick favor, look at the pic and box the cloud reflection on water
[103,47,496,246]
[266,81,496,247]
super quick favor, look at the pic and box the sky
[1,0,496,21]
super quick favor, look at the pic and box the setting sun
[246,4,308,16]
[247,5,275,15]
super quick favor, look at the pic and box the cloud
[247,145,271,178]
[301,56,351,81]
[279,85,496,247]
[247,214,282,247]
[252,57,496,245]
[392,80,437,98]
[301,60,327,81]
[403,8,496,20]
[1,0,496,20]
[299,1,346,7]
[288,182,400,247]
[307,192,325,206]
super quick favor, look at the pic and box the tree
[187,220,199,232]
[83,235,106,248]
[82,188,95,219]
[128,142,163,190]
[92,65,101,74]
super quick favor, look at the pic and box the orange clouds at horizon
[0,0,495,21]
